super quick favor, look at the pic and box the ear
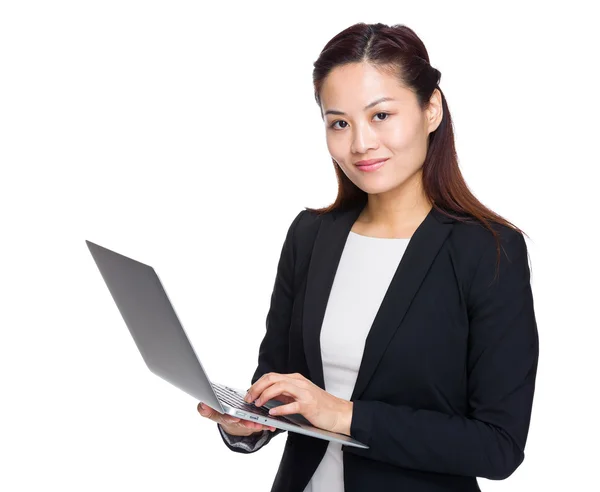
[426,88,443,134]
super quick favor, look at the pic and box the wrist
[335,399,353,436]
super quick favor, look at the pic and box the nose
[350,122,378,155]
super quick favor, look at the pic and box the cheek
[326,136,343,158]
[382,121,419,150]
[326,139,352,172]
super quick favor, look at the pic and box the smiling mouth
[355,158,389,166]
[356,159,387,172]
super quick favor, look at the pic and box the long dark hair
[308,22,529,279]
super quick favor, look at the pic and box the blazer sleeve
[217,423,274,454]
[344,230,539,480]
[218,209,306,453]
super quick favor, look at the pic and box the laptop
[85,240,368,449]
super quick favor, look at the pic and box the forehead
[320,62,413,110]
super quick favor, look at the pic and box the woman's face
[319,62,441,196]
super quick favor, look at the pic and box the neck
[359,170,433,231]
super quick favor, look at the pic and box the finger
[267,401,301,416]
[199,402,219,418]
[198,402,216,418]
[240,421,276,432]
[240,419,263,430]
[286,372,308,382]
[216,409,241,425]
[246,372,295,402]
[245,373,276,402]
[238,420,268,432]
[221,415,241,425]
[256,381,302,407]
[272,394,295,405]
[240,420,276,432]
[198,403,240,424]
[246,373,290,403]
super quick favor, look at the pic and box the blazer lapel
[302,202,455,400]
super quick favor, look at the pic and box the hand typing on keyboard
[244,372,354,435]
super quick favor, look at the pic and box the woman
[197,22,538,492]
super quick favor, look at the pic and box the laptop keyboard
[212,384,299,426]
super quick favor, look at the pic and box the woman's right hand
[197,402,276,437]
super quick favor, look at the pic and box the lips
[355,158,389,167]
[356,159,387,172]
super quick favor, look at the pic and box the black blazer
[219,203,539,492]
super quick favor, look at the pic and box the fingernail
[244,392,252,402]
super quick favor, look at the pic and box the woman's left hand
[244,372,353,435]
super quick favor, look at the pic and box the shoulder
[279,208,325,254]
[288,208,328,241]
[447,216,529,288]
[450,218,524,254]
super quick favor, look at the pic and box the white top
[219,231,411,487]
[303,231,410,492]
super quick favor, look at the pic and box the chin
[363,185,398,195]
[351,176,400,195]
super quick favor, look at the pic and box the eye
[329,112,391,130]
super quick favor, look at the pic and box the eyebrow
[324,97,396,116]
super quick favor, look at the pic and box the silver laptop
[85,240,368,449]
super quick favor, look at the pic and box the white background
[1,1,598,490]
